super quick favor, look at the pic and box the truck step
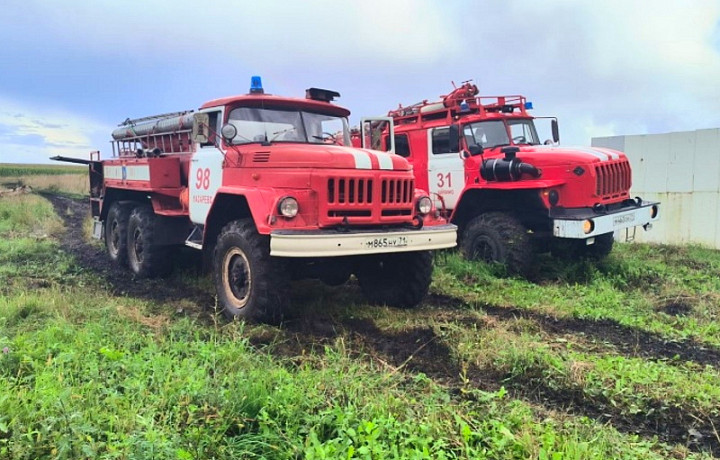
[185,225,203,250]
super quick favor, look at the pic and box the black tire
[460,212,533,275]
[551,232,614,260]
[105,202,131,266]
[213,219,287,322]
[127,205,172,278]
[356,251,433,308]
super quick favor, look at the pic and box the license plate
[613,213,635,227]
[364,236,408,249]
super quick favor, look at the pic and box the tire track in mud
[42,193,214,309]
[426,293,720,368]
[259,298,720,455]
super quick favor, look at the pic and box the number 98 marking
[195,168,211,190]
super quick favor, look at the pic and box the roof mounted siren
[306,87,340,102]
[249,76,264,94]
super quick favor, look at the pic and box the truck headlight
[583,219,594,234]
[278,197,299,218]
[417,196,432,215]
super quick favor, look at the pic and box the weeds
[2,190,720,458]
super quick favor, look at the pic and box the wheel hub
[109,221,120,252]
[471,235,500,263]
[132,228,144,263]
[223,248,251,308]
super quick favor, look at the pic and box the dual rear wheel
[104,202,171,278]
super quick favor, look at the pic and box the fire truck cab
[370,82,659,274]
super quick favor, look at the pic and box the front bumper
[551,200,660,239]
[270,224,457,257]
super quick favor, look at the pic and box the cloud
[426,0,720,144]
[0,97,112,164]
[1,0,719,153]
[4,0,456,68]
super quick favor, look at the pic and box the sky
[1,0,719,163]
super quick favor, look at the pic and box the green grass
[1,192,719,458]
[0,164,86,177]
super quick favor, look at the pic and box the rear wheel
[105,202,131,266]
[460,212,533,275]
[213,219,287,322]
[127,205,172,278]
[356,251,433,308]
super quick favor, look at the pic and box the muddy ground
[44,194,719,456]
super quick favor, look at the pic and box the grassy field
[1,187,719,458]
[0,164,87,177]
[0,164,89,197]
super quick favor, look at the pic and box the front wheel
[460,212,533,275]
[356,251,433,308]
[213,219,287,322]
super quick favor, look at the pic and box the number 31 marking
[195,168,211,190]
[436,172,451,188]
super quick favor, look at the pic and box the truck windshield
[226,107,350,145]
[507,119,540,145]
[462,120,509,149]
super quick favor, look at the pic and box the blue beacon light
[250,76,264,94]
[524,101,533,110]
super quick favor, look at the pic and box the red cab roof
[200,94,350,117]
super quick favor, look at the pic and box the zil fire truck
[53,78,456,321]
[362,81,659,274]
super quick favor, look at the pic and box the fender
[450,186,555,229]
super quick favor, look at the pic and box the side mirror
[468,144,484,156]
[448,124,460,152]
[191,113,209,144]
[220,123,237,142]
[551,119,559,143]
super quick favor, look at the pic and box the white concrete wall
[592,129,720,248]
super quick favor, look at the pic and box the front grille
[328,178,373,204]
[381,178,413,204]
[323,176,414,223]
[595,161,631,198]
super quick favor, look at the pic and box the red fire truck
[54,78,456,321]
[362,81,659,274]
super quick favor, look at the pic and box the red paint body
[88,89,449,247]
[366,82,659,245]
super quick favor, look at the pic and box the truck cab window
[226,107,350,145]
[201,111,220,147]
[507,119,539,145]
[394,134,410,157]
[462,121,509,149]
[432,128,452,154]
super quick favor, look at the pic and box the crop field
[0,164,89,197]
[2,182,720,458]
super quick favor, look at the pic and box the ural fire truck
[54,78,456,321]
[363,82,659,274]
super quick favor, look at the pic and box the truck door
[360,117,395,153]
[189,109,225,225]
[427,126,464,210]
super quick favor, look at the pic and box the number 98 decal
[195,168,211,190]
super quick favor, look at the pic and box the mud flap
[92,219,103,240]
